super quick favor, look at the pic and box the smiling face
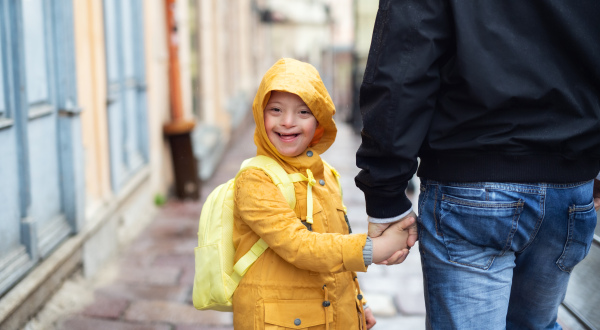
[263,91,318,157]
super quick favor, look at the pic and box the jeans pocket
[439,194,524,270]
[557,201,597,273]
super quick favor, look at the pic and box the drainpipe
[162,0,200,200]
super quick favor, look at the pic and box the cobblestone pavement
[53,119,426,330]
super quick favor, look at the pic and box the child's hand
[365,306,376,329]
[379,248,410,265]
[371,216,414,264]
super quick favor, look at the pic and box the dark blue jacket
[356,0,600,218]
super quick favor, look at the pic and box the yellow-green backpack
[192,155,347,311]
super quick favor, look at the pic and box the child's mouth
[277,132,299,141]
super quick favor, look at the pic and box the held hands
[369,211,418,265]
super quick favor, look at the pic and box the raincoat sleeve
[355,0,452,219]
[235,169,368,273]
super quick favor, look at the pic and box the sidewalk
[40,120,426,329]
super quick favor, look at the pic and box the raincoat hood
[252,58,337,176]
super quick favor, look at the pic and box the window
[22,0,53,119]
[0,49,5,119]
[0,21,6,121]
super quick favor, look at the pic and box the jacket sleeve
[235,169,368,273]
[355,0,452,218]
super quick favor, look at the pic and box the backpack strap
[232,238,269,278]
[323,160,347,214]
[323,160,352,233]
[238,155,297,209]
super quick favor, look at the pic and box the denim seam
[418,183,428,216]
[426,180,591,192]
[557,202,595,273]
[441,195,524,209]
[544,181,591,189]
[570,201,594,212]
[485,184,542,194]
[501,199,524,255]
[557,208,576,273]
[515,192,546,255]
[426,181,544,194]
[433,184,442,237]
[448,255,496,270]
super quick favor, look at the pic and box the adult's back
[358,1,600,211]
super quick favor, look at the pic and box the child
[232,58,412,330]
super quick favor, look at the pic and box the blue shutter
[0,0,35,297]
[104,0,148,192]
[0,40,5,119]
[0,0,81,296]
[22,0,70,258]
[22,0,49,105]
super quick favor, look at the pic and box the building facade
[0,0,338,328]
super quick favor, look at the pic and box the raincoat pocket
[295,196,324,231]
[295,195,324,221]
[264,299,333,329]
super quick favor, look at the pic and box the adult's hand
[594,179,600,211]
[368,211,418,237]
[368,222,393,238]
[403,211,418,248]
[369,211,418,238]
[378,211,418,265]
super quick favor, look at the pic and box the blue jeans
[417,180,597,330]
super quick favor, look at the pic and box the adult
[355,1,600,329]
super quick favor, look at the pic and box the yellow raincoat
[232,58,369,329]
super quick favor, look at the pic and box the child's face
[264,91,318,157]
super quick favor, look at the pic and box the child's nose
[281,112,296,126]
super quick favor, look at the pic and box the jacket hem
[418,154,600,183]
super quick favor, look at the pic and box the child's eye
[270,107,281,113]
[300,110,313,115]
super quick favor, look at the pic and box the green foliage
[154,193,167,207]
